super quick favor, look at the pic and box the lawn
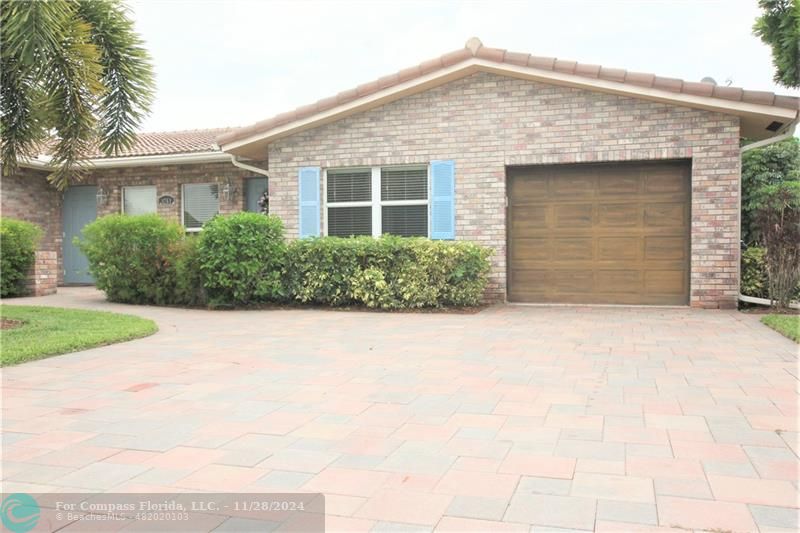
[761,314,800,343]
[0,305,157,366]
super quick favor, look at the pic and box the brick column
[24,251,58,296]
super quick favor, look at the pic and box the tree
[749,182,800,309]
[753,0,800,88]
[742,137,800,244]
[1,0,155,189]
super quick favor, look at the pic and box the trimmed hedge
[79,214,492,309]
[198,213,286,307]
[0,218,42,297]
[78,214,184,304]
[284,236,491,308]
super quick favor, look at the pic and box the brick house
[4,38,798,307]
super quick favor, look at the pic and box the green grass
[761,314,800,343]
[0,305,157,366]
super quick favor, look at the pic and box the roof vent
[700,76,717,85]
[766,121,784,132]
[465,37,483,56]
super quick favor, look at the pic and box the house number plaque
[158,195,175,206]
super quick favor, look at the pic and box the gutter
[228,154,269,178]
[738,117,799,307]
[20,151,231,170]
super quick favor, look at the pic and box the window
[326,168,373,237]
[325,165,428,237]
[122,186,157,215]
[381,167,428,237]
[182,183,219,231]
[245,177,268,213]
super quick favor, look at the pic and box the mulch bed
[1,318,23,330]
[739,304,800,315]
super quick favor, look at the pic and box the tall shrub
[197,212,286,307]
[750,182,800,308]
[78,214,184,304]
[0,218,42,297]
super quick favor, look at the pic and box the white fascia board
[220,57,799,152]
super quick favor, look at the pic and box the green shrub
[741,247,770,299]
[284,236,492,308]
[741,245,800,301]
[0,218,42,297]
[78,214,184,304]
[197,212,286,307]
[173,236,206,307]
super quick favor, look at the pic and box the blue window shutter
[429,160,455,240]
[298,167,320,238]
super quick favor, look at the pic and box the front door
[63,186,97,284]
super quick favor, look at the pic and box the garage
[507,161,690,305]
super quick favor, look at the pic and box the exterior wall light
[221,178,238,202]
[95,186,108,206]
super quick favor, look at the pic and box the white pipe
[740,120,798,153]
[229,155,270,178]
[739,293,800,310]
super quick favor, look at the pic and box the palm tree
[1,0,155,189]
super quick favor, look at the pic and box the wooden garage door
[508,161,690,305]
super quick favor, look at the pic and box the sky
[130,0,800,133]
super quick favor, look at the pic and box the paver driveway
[2,287,798,532]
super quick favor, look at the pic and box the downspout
[228,154,270,178]
[738,118,799,308]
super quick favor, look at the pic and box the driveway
[2,287,798,532]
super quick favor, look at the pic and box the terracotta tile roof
[217,37,799,147]
[74,127,232,159]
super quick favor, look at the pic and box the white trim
[121,185,157,215]
[322,168,328,236]
[220,57,799,153]
[327,201,373,209]
[323,164,431,237]
[381,199,428,207]
[371,167,381,237]
[21,151,230,170]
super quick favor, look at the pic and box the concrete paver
[2,287,798,532]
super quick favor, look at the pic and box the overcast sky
[130,0,799,132]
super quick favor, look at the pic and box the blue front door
[63,186,97,284]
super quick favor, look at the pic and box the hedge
[284,236,491,308]
[79,214,492,309]
[0,218,42,297]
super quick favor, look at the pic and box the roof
[218,37,799,156]
[87,127,232,158]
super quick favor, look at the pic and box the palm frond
[76,0,155,156]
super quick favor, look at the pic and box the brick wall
[267,72,741,308]
[1,167,63,280]
[2,160,267,284]
[24,251,58,296]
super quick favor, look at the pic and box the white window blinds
[183,183,219,230]
[123,186,157,215]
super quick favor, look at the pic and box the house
[3,129,269,285]
[4,38,798,308]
